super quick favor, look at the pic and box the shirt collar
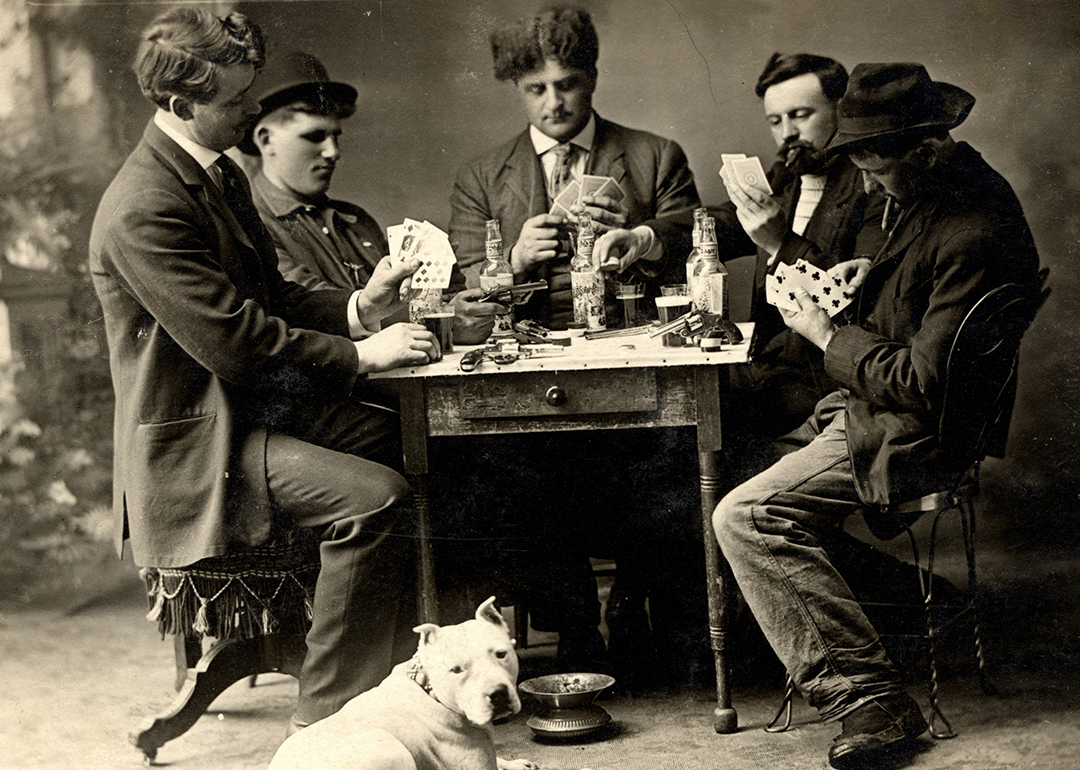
[529,112,596,157]
[153,110,222,172]
[251,171,357,223]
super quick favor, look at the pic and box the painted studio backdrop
[0,0,1076,627]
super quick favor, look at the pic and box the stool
[130,529,320,764]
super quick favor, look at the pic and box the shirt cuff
[347,290,377,339]
[632,225,662,264]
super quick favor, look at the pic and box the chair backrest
[938,268,1050,464]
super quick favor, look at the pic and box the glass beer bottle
[571,211,606,330]
[479,219,514,336]
[685,206,709,286]
[690,216,728,316]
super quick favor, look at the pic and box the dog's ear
[413,622,440,647]
[475,596,509,630]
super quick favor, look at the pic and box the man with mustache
[716,53,887,457]
[449,5,699,328]
[443,5,700,680]
[240,50,496,343]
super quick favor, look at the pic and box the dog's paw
[497,758,538,770]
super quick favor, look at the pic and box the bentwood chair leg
[764,676,796,733]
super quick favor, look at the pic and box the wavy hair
[491,6,599,82]
[133,6,265,109]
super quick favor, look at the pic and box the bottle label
[485,240,503,259]
[479,273,513,290]
[571,270,606,329]
[479,273,514,335]
[693,272,726,316]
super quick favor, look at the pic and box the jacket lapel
[144,123,257,253]
[502,131,546,213]
[588,118,628,187]
[143,123,270,304]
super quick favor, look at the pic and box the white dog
[269,597,537,770]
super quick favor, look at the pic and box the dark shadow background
[43,0,1078,660]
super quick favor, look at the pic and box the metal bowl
[518,673,616,710]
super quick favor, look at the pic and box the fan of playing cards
[719,153,773,195]
[766,259,857,317]
[387,218,456,290]
[549,174,626,218]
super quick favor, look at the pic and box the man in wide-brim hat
[713,62,1042,769]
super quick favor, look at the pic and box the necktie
[548,143,577,199]
[214,155,263,237]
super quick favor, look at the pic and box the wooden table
[371,324,753,733]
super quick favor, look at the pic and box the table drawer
[458,369,657,419]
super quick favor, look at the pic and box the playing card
[581,174,625,204]
[549,178,582,217]
[732,155,773,194]
[387,218,456,289]
[766,272,798,311]
[766,260,856,316]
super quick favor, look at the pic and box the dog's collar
[406,654,441,704]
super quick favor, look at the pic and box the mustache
[779,141,816,165]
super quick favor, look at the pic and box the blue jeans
[712,396,902,720]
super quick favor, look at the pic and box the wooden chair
[765,272,1050,739]
[130,528,320,764]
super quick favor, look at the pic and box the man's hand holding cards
[766,258,857,317]
[550,173,626,223]
[387,218,456,298]
[719,153,773,196]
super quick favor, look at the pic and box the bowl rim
[518,672,616,695]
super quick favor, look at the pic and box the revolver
[458,339,566,372]
[475,280,548,307]
[647,309,744,347]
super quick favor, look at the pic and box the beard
[779,141,830,176]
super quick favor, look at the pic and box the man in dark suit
[449,5,699,328]
[89,7,437,732]
[442,5,700,678]
[716,53,886,453]
[713,63,1041,769]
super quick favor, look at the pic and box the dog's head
[413,596,521,727]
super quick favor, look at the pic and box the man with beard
[716,53,886,459]
[713,62,1041,769]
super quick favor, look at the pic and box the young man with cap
[712,63,1041,768]
[90,6,439,733]
[239,50,496,342]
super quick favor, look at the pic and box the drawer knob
[545,385,568,407]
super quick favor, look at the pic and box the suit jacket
[823,142,1040,507]
[89,121,361,567]
[714,157,886,402]
[449,115,699,327]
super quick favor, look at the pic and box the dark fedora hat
[826,63,975,152]
[237,50,357,155]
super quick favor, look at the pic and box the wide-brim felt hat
[237,50,357,155]
[826,63,975,152]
